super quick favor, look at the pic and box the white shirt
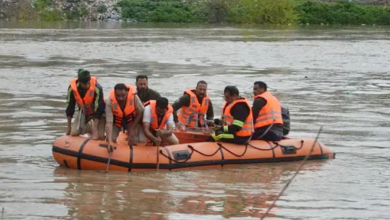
[143,105,174,124]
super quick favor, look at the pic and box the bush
[148,1,196,22]
[118,0,299,24]
[64,6,88,20]
[296,1,390,25]
[39,9,63,21]
[107,0,390,25]
[204,0,231,23]
[33,0,52,10]
[119,0,203,22]
[97,4,108,13]
[33,0,64,21]
[228,0,299,24]
[118,0,155,22]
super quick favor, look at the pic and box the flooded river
[0,21,389,220]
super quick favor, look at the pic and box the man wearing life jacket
[173,80,214,130]
[142,97,179,146]
[252,81,284,141]
[209,86,253,144]
[66,69,106,140]
[136,75,161,103]
[105,83,144,147]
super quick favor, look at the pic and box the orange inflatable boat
[52,130,335,172]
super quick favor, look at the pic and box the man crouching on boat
[66,69,106,140]
[208,86,253,144]
[142,97,179,146]
[105,83,144,148]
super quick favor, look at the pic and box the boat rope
[217,143,249,157]
[188,145,221,157]
[160,139,305,163]
[272,140,304,150]
[159,146,195,163]
[260,126,323,220]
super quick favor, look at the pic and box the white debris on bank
[0,0,137,22]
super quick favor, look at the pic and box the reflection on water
[52,162,323,220]
[0,22,389,219]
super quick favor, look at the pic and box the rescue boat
[52,130,335,172]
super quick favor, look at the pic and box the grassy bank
[118,0,390,25]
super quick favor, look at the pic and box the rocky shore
[0,0,130,21]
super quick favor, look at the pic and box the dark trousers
[253,128,283,142]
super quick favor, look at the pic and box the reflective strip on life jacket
[212,133,234,141]
[221,98,253,137]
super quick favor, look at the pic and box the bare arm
[105,99,114,143]
[161,114,174,137]
[142,105,160,145]
[143,122,156,141]
[162,123,174,137]
[172,94,190,123]
[131,95,144,131]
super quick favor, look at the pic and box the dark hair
[224,86,239,96]
[196,80,207,87]
[114,83,128,92]
[156,97,169,109]
[254,81,267,91]
[136,75,148,82]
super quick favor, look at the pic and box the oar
[260,125,323,220]
[105,145,113,173]
[155,129,163,172]
[156,145,160,171]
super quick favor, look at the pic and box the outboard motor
[281,106,290,136]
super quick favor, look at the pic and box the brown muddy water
[0,21,389,220]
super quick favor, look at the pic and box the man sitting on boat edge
[252,81,284,141]
[65,69,106,140]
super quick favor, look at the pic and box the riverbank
[1,0,390,25]
[0,25,389,220]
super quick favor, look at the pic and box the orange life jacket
[144,100,173,130]
[178,89,209,127]
[110,85,137,129]
[254,91,283,129]
[70,77,97,117]
[222,98,253,137]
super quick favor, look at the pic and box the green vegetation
[33,0,62,21]
[296,1,390,25]
[33,0,63,21]
[97,5,108,13]
[32,0,87,21]
[64,6,88,20]
[117,0,390,25]
[6,0,388,24]
[117,0,200,22]
[229,0,298,24]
